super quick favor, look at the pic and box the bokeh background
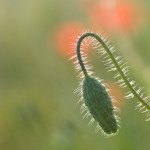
[0,0,150,150]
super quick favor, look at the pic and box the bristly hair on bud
[71,31,150,137]
[83,76,119,135]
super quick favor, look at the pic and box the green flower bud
[82,76,118,134]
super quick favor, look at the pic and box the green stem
[76,32,150,111]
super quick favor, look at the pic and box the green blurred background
[0,0,150,150]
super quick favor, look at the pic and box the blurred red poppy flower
[88,0,147,33]
[54,22,84,58]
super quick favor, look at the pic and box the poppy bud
[82,76,118,134]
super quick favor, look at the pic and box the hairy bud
[82,76,118,134]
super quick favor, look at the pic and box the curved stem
[76,32,150,111]
[76,34,89,77]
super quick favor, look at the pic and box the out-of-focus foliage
[0,0,150,150]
